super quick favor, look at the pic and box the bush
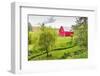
[28,32,39,44]
[60,52,70,59]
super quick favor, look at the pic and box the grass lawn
[28,35,88,60]
[54,36,72,48]
[29,45,88,60]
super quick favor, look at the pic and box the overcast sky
[28,15,77,29]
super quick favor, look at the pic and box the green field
[28,31,88,60]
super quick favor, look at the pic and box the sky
[28,15,77,29]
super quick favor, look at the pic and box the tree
[38,24,57,57]
[28,22,33,44]
[72,17,88,51]
[28,22,32,31]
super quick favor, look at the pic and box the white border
[11,2,97,74]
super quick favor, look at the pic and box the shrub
[28,31,39,44]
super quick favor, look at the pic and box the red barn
[59,26,74,37]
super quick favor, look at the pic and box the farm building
[59,26,74,37]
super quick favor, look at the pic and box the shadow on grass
[28,45,75,60]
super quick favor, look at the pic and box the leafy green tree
[38,24,57,57]
[72,17,88,51]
